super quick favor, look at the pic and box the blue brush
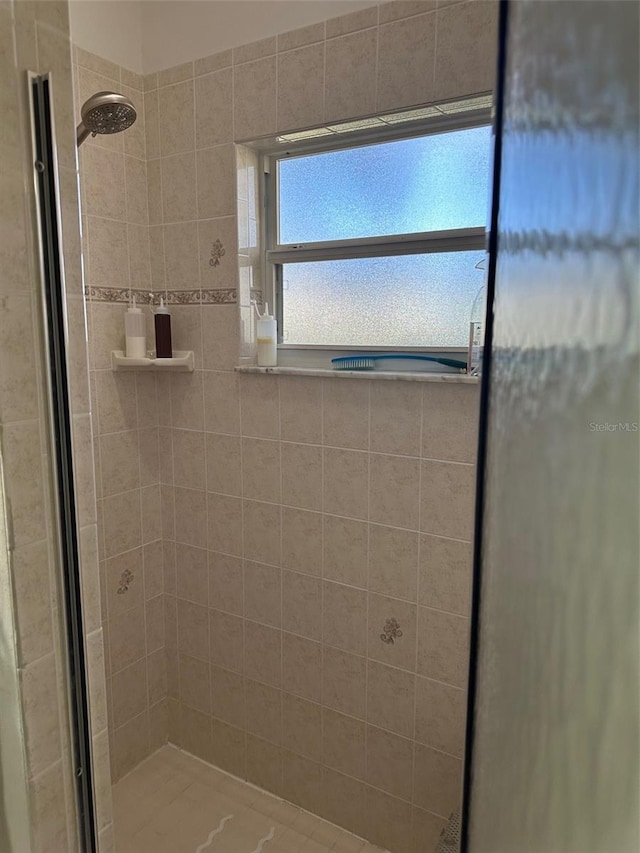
[331,353,467,371]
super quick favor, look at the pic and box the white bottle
[124,295,146,358]
[256,302,277,367]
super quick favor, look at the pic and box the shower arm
[76,122,92,146]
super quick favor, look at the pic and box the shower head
[76,91,137,147]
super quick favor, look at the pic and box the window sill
[235,365,479,384]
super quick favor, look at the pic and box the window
[263,99,493,355]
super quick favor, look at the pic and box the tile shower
[2,1,497,851]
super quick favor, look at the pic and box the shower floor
[112,745,388,853]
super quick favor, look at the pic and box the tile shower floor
[113,745,389,853]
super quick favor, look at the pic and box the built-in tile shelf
[236,365,479,383]
[111,351,195,372]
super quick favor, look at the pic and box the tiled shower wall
[2,1,112,850]
[75,1,496,850]
[73,47,168,782]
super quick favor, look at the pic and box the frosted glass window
[278,125,491,244]
[281,252,483,347]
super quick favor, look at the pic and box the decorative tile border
[84,286,237,305]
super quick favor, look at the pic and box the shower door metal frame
[29,71,97,853]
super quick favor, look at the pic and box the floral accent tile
[201,288,237,304]
[209,239,226,267]
[85,286,238,305]
[117,568,134,595]
[165,289,202,305]
[380,617,403,645]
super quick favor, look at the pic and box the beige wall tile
[283,570,322,640]
[122,87,146,160]
[244,620,282,687]
[175,542,208,603]
[365,725,413,801]
[21,654,61,776]
[282,442,322,510]
[124,156,148,225]
[364,786,412,853]
[368,592,417,671]
[415,676,466,757]
[12,541,53,665]
[99,430,140,496]
[174,486,207,548]
[323,514,367,587]
[209,552,243,614]
[147,648,167,706]
[180,704,212,763]
[283,632,322,702]
[202,304,240,370]
[435,0,498,100]
[417,606,469,688]
[144,90,160,159]
[159,80,195,156]
[370,453,420,530]
[323,448,369,521]
[171,372,204,430]
[86,630,108,733]
[322,379,370,450]
[207,492,243,555]
[109,604,145,675]
[176,598,209,660]
[379,0,437,24]
[204,371,240,434]
[157,61,194,87]
[146,593,165,652]
[412,806,448,851]
[422,383,479,462]
[211,665,245,727]
[277,43,325,132]
[413,743,462,817]
[325,29,377,122]
[146,159,163,225]
[239,374,279,439]
[377,12,436,112]
[2,421,46,547]
[86,217,129,290]
[234,55,277,140]
[128,223,152,291]
[323,708,365,779]
[210,609,244,673]
[282,693,322,762]
[282,507,323,576]
[245,679,282,744]
[282,750,323,814]
[419,532,472,615]
[102,489,142,557]
[279,377,322,444]
[366,660,415,737]
[196,144,237,218]
[179,653,211,713]
[322,767,367,839]
[105,547,144,621]
[322,647,366,718]
[163,221,200,289]
[195,67,233,148]
[243,499,281,565]
[143,540,163,599]
[149,698,168,750]
[161,152,196,222]
[195,49,233,76]
[370,382,422,457]
[111,658,147,728]
[326,6,378,38]
[323,581,367,656]
[420,460,475,540]
[369,524,418,601]
[206,433,241,496]
[234,36,277,65]
[244,560,282,627]
[211,718,246,778]
[246,735,283,796]
[94,372,137,434]
[81,145,126,220]
[29,761,68,852]
[278,22,325,52]
[242,437,281,502]
[172,429,205,490]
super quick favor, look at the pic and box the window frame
[262,105,492,355]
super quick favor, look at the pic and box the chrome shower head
[76,91,137,147]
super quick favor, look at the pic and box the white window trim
[260,104,492,367]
